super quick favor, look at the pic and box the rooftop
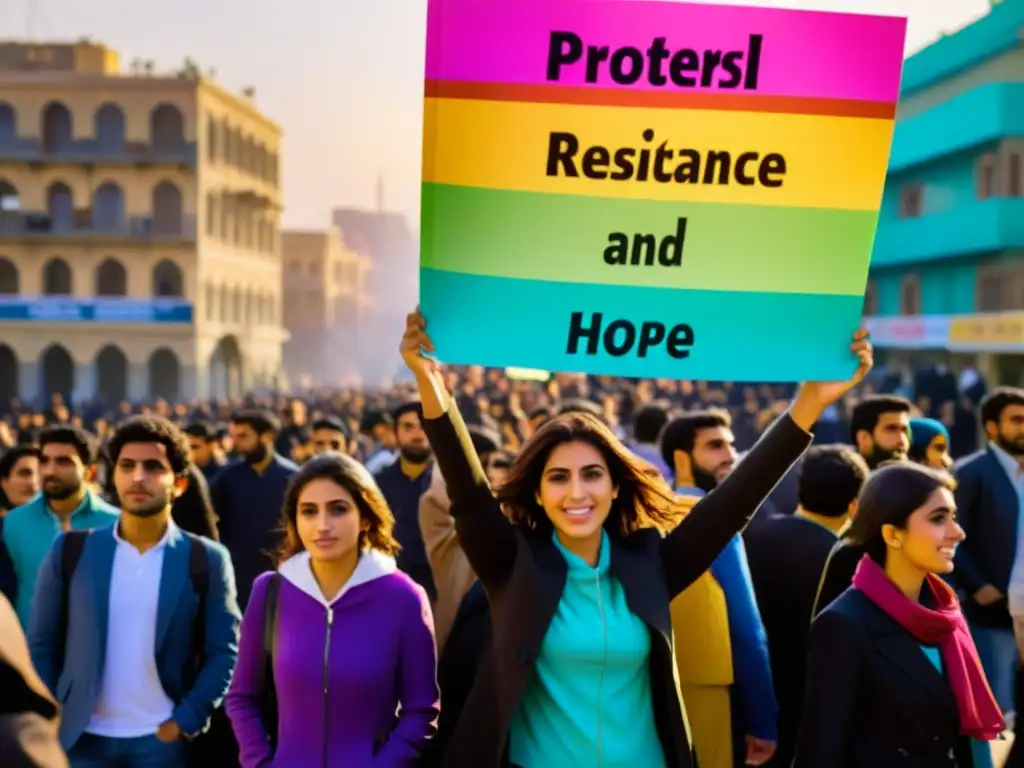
[901,0,1024,95]
[0,40,280,132]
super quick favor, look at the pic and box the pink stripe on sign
[425,0,906,104]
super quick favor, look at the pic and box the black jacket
[422,579,491,767]
[953,447,1019,629]
[744,514,839,767]
[796,587,976,767]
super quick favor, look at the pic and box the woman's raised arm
[401,310,518,588]
[661,331,874,598]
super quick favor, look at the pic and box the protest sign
[420,0,907,380]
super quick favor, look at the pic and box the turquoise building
[864,0,1024,385]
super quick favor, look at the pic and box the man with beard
[0,428,117,628]
[660,410,777,768]
[849,394,912,468]
[953,386,1024,722]
[374,399,436,602]
[810,395,915,620]
[210,410,297,609]
[28,416,239,767]
[182,422,227,486]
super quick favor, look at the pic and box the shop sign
[864,315,950,349]
[949,313,1024,351]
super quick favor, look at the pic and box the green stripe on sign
[421,183,876,296]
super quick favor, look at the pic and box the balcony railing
[0,211,197,244]
[889,83,1024,173]
[0,138,197,167]
[871,198,1024,268]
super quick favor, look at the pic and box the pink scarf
[852,555,1004,740]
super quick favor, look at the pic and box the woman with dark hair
[0,446,40,604]
[401,309,871,768]
[225,452,439,767]
[170,463,220,541]
[0,446,40,515]
[796,463,1003,767]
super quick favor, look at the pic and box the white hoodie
[277,549,397,607]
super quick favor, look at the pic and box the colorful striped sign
[420,0,907,381]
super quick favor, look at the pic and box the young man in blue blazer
[28,416,240,767]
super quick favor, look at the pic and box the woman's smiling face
[536,440,617,544]
[885,487,964,575]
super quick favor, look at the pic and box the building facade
[864,0,1024,385]
[0,40,287,406]
[282,225,372,387]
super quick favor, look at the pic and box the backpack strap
[259,573,282,746]
[58,530,91,654]
[183,533,210,684]
[0,518,12,605]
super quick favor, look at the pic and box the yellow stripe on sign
[422,97,895,211]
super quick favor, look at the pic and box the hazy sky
[1,0,995,230]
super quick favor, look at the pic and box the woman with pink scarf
[795,463,1004,767]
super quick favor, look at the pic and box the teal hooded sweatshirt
[508,530,666,767]
[2,490,119,626]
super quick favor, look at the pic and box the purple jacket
[226,550,439,767]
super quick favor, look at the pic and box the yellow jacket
[667,496,733,686]
[672,569,733,685]
[667,496,735,768]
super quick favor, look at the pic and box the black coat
[953,447,1019,629]
[812,539,865,618]
[744,514,839,767]
[422,406,811,768]
[796,587,976,767]
[422,579,491,767]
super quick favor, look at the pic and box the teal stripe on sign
[420,268,865,382]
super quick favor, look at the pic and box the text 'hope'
[566,312,694,359]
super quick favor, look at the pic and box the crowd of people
[0,313,1022,767]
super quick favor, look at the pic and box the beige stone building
[282,225,372,386]
[0,40,287,405]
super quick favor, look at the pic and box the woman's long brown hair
[495,410,680,539]
[275,452,400,564]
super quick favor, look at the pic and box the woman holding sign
[401,308,871,768]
